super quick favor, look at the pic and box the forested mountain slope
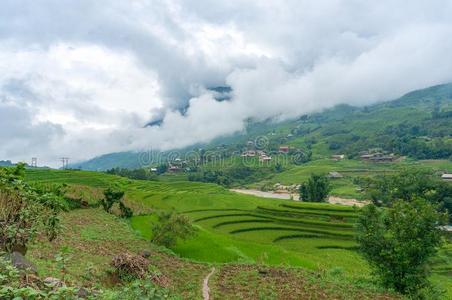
[71,83,452,170]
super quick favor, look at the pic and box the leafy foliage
[299,174,331,202]
[101,187,133,218]
[106,167,157,180]
[0,164,65,253]
[151,211,196,248]
[1,254,168,299]
[101,187,125,213]
[362,169,452,221]
[0,255,79,300]
[357,199,447,296]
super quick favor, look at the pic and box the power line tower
[60,157,69,169]
[31,157,38,168]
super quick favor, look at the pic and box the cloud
[1,1,452,166]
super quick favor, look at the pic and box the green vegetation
[5,167,402,299]
[362,169,452,221]
[22,168,452,298]
[0,164,65,254]
[358,199,447,297]
[106,167,157,180]
[151,211,196,247]
[3,84,451,298]
[299,174,331,202]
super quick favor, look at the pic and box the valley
[22,167,452,298]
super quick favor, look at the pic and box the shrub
[0,164,64,254]
[101,187,125,213]
[151,211,196,248]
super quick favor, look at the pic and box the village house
[168,165,181,172]
[259,155,272,162]
[328,171,343,179]
[360,152,396,162]
[279,146,290,153]
[241,150,256,157]
[331,154,345,160]
[441,173,452,181]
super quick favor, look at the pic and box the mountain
[0,160,14,167]
[71,83,452,171]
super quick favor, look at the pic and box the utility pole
[31,157,38,168]
[60,157,69,169]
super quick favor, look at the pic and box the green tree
[299,174,331,202]
[357,199,446,295]
[364,169,452,221]
[151,211,196,248]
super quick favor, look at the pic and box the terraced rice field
[186,205,357,242]
[25,168,452,296]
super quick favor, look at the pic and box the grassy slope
[27,208,208,299]
[25,169,452,298]
[27,209,398,299]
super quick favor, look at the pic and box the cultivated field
[25,168,452,298]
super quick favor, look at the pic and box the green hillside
[24,168,452,298]
[71,83,452,171]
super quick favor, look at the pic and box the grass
[27,208,208,299]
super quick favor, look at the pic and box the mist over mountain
[71,83,452,171]
[1,1,452,167]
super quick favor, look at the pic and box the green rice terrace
[24,168,452,299]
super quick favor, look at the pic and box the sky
[1,0,452,167]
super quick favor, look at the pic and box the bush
[299,174,331,202]
[101,187,125,213]
[101,187,133,218]
[357,199,447,295]
[0,164,64,254]
[151,211,196,248]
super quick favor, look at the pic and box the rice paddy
[25,167,452,297]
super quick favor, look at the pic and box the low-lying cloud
[1,0,452,167]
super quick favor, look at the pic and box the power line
[60,157,69,169]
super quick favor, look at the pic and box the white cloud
[1,0,452,166]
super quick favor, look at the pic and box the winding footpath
[202,267,216,300]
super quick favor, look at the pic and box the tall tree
[299,174,331,202]
[357,199,446,296]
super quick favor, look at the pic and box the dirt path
[230,188,297,200]
[230,189,369,207]
[202,267,215,300]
